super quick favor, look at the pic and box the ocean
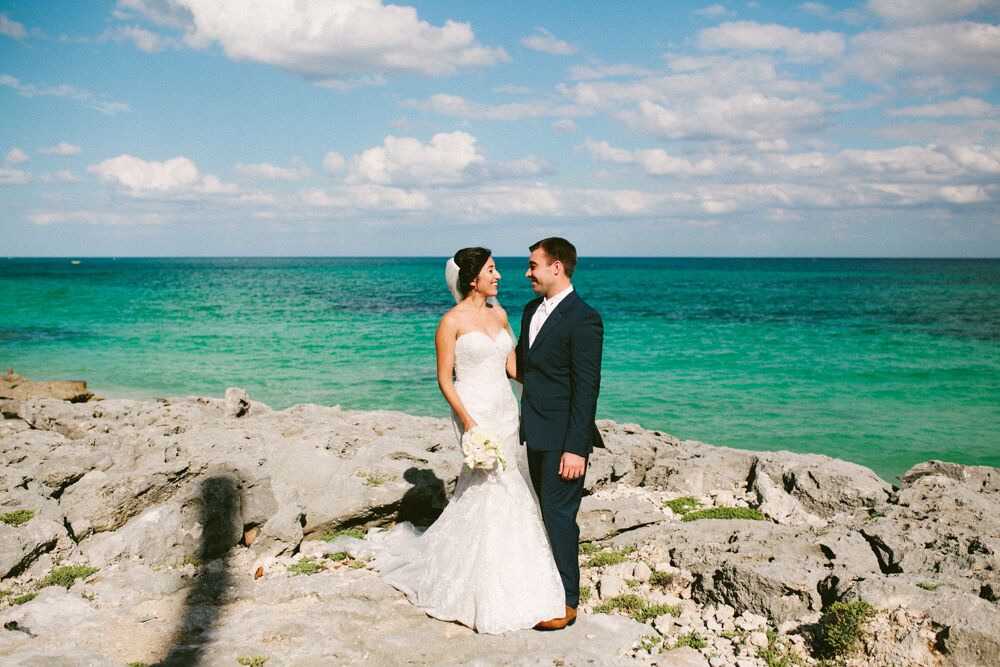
[2,257,998,482]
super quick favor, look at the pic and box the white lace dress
[366,328,565,634]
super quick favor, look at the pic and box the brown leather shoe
[534,605,577,631]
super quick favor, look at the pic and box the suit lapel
[527,291,577,358]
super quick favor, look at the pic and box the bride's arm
[435,314,477,432]
[499,307,518,381]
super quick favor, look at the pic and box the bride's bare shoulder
[438,304,466,332]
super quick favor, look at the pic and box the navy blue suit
[516,289,603,607]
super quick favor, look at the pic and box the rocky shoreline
[0,372,997,666]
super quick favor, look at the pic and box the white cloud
[405,93,584,121]
[349,131,484,186]
[5,147,28,164]
[798,2,829,14]
[693,4,731,18]
[454,185,565,216]
[484,156,554,179]
[583,138,720,176]
[323,151,346,174]
[698,21,846,61]
[100,25,173,52]
[1,13,27,39]
[114,0,192,29]
[552,119,577,133]
[0,166,30,185]
[890,96,1000,118]
[299,184,431,211]
[557,54,832,146]
[567,62,654,81]
[235,158,310,181]
[346,184,431,210]
[521,27,577,55]
[37,142,83,156]
[39,170,84,183]
[89,154,237,197]
[797,2,868,24]
[28,210,164,226]
[934,144,1000,174]
[493,84,532,95]
[0,74,130,115]
[118,0,508,78]
[846,22,1000,93]
[937,184,990,204]
[315,74,386,93]
[866,0,996,26]
[618,92,827,142]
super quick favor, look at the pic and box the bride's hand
[463,420,478,433]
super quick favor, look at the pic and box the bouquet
[461,426,506,472]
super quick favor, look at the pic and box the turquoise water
[3,257,998,481]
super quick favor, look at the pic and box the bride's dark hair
[454,247,492,299]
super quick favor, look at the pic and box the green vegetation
[673,632,708,649]
[639,635,662,652]
[583,545,636,568]
[866,508,886,520]
[0,589,11,600]
[681,507,765,522]
[917,581,940,591]
[329,551,349,561]
[0,509,35,526]
[289,557,321,576]
[626,578,639,589]
[347,557,370,570]
[127,662,148,667]
[593,594,680,623]
[37,565,99,589]
[649,570,674,587]
[663,496,699,515]
[815,600,875,658]
[81,591,96,601]
[356,471,398,487]
[237,657,269,667]
[757,629,803,667]
[578,541,602,555]
[12,592,36,605]
[579,585,591,605]
[321,527,366,541]
[168,554,205,568]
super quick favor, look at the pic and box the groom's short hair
[530,237,577,278]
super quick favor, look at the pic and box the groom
[516,237,604,631]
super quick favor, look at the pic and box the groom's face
[526,248,557,295]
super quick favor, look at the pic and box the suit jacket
[517,290,605,456]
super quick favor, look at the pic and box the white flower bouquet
[461,426,506,472]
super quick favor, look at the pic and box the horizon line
[3,255,1000,261]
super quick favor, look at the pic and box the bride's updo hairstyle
[454,247,492,299]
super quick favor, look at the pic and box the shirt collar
[542,284,574,311]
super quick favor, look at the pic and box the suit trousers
[527,447,587,608]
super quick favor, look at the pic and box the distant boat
[70,260,81,265]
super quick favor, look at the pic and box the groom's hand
[558,452,586,480]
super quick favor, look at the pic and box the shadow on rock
[396,467,448,527]
[155,474,242,666]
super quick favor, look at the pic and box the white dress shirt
[528,285,574,347]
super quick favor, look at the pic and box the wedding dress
[365,328,565,634]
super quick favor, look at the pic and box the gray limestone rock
[223,386,252,418]
[0,518,66,579]
[654,646,710,666]
[0,379,996,666]
[579,493,665,541]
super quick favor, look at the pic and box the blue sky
[1,0,998,256]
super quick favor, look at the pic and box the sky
[1,0,998,257]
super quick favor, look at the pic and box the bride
[366,247,565,634]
